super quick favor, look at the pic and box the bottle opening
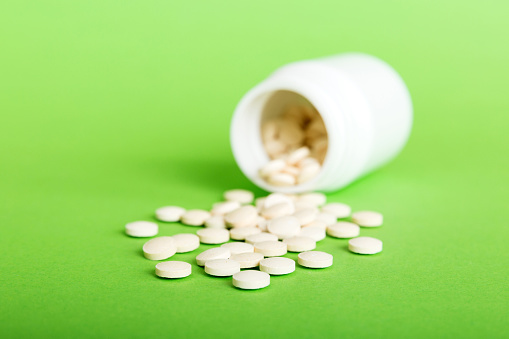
[258,90,329,187]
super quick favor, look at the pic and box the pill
[172,233,200,253]
[283,236,316,252]
[181,209,211,226]
[348,237,383,254]
[155,261,192,279]
[224,205,258,228]
[351,211,383,227]
[315,212,337,226]
[294,201,319,212]
[298,192,327,206]
[302,220,328,230]
[221,242,254,255]
[259,159,286,177]
[321,202,351,219]
[267,216,301,239]
[254,241,287,257]
[229,226,261,240]
[255,197,266,213]
[327,222,360,238]
[268,173,296,186]
[204,215,226,228]
[299,226,326,241]
[298,251,333,268]
[196,247,231,266]
[125,221,158,237]
[210,201,241,216]
[245,232,278,244]
[287,146,311,165]
[143,236,177,260]
[297,161,321,184]
[155,206,186,222]
[261,202,295,219]
[292,208,318,226]
[223,189,254,204]
[264,193,294,209]
[260,257,296,275]
[297,157,320,169]
[281,165,300,176]
[256,216,268,231]
[232,270,270,290]
[230,252,264,268]
[204,259,241,277]
[196,228,230,244]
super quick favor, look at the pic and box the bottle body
[230,53,413,193]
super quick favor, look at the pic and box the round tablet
[298,251,333,268]
[327,222,360,238]
[351,211,383,227]
[223,189,254,204]
[211,201,241,216]
[143,236,177,260]
[283,236,316,252]
[263,193,294,209]
[245,232,278,244]
[230,252,264,268]
[253,241,287,257]
[155,206,186,222]
[292,208,318,226]
[302,220,327,230]
[298,192,326,206]
[321,202,351,218]
[261,202,295,219]
[260,257,295,275]
[224,205,258,228]
[220,242,254,255]
[125,221,158,237]
[181,209,211,226]
[229,227,261,240]
[232,270,270,290]
[196,228,230,244]
[204,215,226,228]
[196,247,231,266]
[204,259,241,277]
[267,216,300,239]
[315,212,337,226]
[155,261,191,278]
[172,233,200,253]
[348,237,383,254]
[299,227,326,241]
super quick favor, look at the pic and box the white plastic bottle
[230,53,413,193]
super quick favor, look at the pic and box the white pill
[260,257,296,275]
[264,193,294,209]
[230,252,264,268]
[254,241,287,257]
[223,189,254,204]
[294,201,319,212]
[125,221,158,237]
[281,165,300,176]
[196,247,231,266]
[143,236,177,260]
[259,158,286,177]
[268,172,296,186]
[181,209,211,226]
[261,202,295,219]
[229,226,261,240]
[155,206,186,222]
[204,259,241,277]
[297,161,321,184]
[298,192,327,206]
[172,233,200,253]
[196,228,230,244]
[267,216,301,239]
[245,232,278,244]
[299,226,326,241]
[204,215,226,228]
[224,205,258,228]
[302,220,328,230]
[210,201,241,216]
[232,270,270,290]
[298,251,333,268]
[255,197,266,213]
[351,211,383,227]
[348,237,383,254]
[283,236,316,252]
[287,146,311,165]
[155,261,192,279]
[221,242,254,255]
[327,222,360,238]
[315,212,337,226]
[256,216,268,231]
[292,208,318,226]
[321,203,351,218]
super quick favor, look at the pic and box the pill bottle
[230,53,412,193]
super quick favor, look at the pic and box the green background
[1,1,508,338]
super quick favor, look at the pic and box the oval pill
[260,257,296,275]
[232,270,270,290]
[327,222,360,238]
[196,228,230,244]
[348,237,383,254]
[172,233,200,253]
[298,251,333,268]
[155,261,192,279]
[143,236,177,260]
[125,221,158,237]
[204,259,241,277]
[196,247,231,266]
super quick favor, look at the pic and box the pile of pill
[125,189,384,290]
[259,106,328,186]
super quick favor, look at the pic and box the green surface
[1,1,508,338]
